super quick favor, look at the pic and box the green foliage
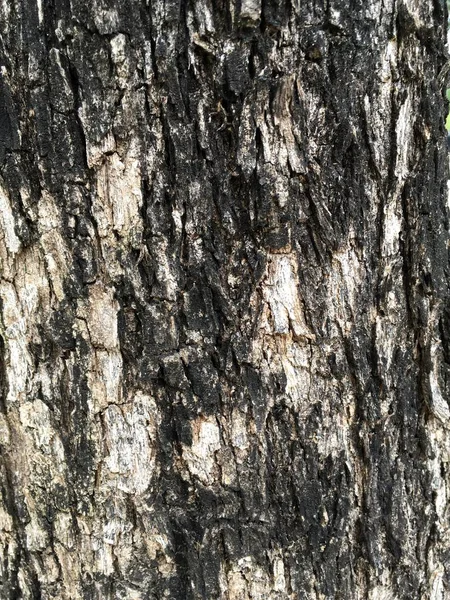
[447,89,450,131]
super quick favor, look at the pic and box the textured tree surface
[0,0,449,598]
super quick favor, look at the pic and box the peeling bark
[0,1,449,598]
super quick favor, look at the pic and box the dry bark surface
[0,0,449,599]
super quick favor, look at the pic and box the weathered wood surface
[0,1,449,598]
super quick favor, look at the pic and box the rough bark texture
[0,1,449,598]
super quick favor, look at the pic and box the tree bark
[0,1,449,598]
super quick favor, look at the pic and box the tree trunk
[0,1,449,598]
